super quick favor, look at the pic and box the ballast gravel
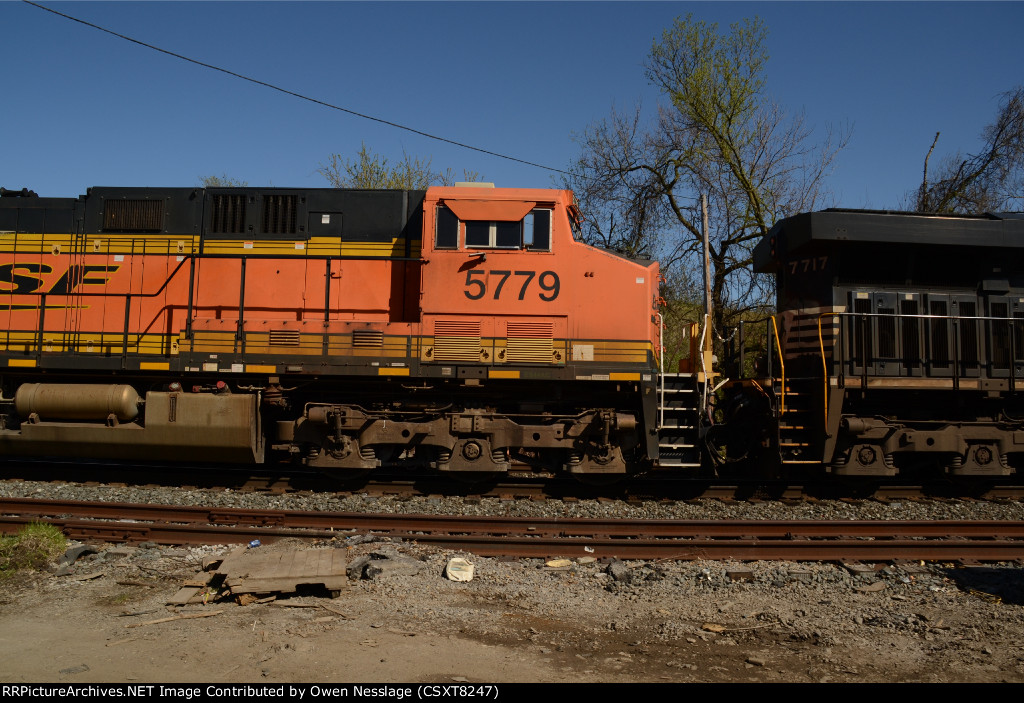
[3,478,1024,522]
[1,478,1023,683]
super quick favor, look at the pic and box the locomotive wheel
[367,444,400,468]
[572,472,626,486]
[564,445,641,484]
[320,468,372,482]
[445,471,503,487]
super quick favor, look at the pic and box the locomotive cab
[407,185,663,477]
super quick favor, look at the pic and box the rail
[0,246,403,367]
[819,310,1022,380]
[770,316,785,414]
[736,316,786,417]
[817,312,841,428]
[4,497,1024,561]
[656,311,664,429]
[815,309,1024,428]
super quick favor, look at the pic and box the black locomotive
[727,208,1024,478]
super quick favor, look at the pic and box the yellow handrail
[770,315,785,414]
[817,312,842,429]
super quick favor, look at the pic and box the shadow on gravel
[940,566,1024,606]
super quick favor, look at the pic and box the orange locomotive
[0,184,696,478]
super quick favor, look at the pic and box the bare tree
[319,143,482,189]
[566,15,848,366]
[913,86,1024,214]
[436,167,484,187]
[200,174,248,187]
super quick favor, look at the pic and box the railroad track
[5,460,1024,501]
[2,497,1024,562]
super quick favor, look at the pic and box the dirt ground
[1,536,1023,684]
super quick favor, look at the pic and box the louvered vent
[103,199,164,232]
[506,322,554,362]
[211,194,247,234]
[353,329,384,348]
[263,195,298,235]
[434,320,481,361]
[269,329,300,346]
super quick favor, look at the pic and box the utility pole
[701,194,711,320]
[700,194,713,387]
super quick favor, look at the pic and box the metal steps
[775,378,819,464]
[657,373,701,468]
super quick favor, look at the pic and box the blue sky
[2,1,1022,210]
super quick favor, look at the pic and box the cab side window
[437,205,552,251]
[435,205,459,249]
[526,209,551,251]
[466,221,523,248]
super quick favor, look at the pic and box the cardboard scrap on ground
[168,547,347,605]
[217,547,347,601]
[166,572,217,606]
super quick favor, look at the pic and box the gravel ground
[4,478,1024,521]
[1,479,1024,683]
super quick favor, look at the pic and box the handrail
[770,315,785,414]
[699,313,709,417]
[816,309,1024,427]
[817,312,843,429]
[656,311,664,429]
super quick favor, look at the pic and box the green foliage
[319,143,482,189]
[567,14,846,368]
[646,16,776,231]
[199,174,249,188]
[0,523,66,577]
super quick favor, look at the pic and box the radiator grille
[434,320,481,361]
[900,299,921,369]
[506,322,554,362]
[211,194,247,234]
[929,300,950,368]
[263,195,298,235]
[1015,312,1024,361]
[353,329,384,349]
[103,199,164,232]
[269,330,300,346]
[959,301,979,368]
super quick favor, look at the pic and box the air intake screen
[103,199,164,232]
[959,301,979,368]
[269,330,300,346]
[353,329,384,348]
[506,322,554,362]
[900,299,921,369]
[263,195,298,235]
[434,320,481,361]
[929,300,949,368]
[211,194,247,234]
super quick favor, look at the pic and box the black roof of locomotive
[0,186,427,241]
[754,208,1024,273]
